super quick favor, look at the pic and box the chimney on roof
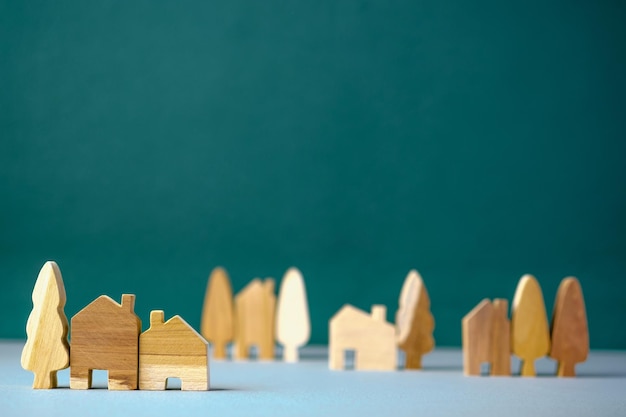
[121,294,136,312]
[371,305,386,322]
[150,310,165,327]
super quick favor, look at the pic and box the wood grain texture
[329,304,397,371]
[21,261,70,389]
[70,294,141,390]
[490,299,511,376]
[139,310,209,390]
[462,299,493,376]
[275,267,311,362]
[200,267,234,359]
[261,279,276,360]
[550,277,589,377]
[234,278,276,360]
[395,270,435,369]
[511,274,550,377]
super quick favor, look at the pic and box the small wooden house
[234,278,276,360]
[462,298,511,376]
[462,299,493,376]
[329,304,397,371]
[70,294,141,390]
[139,310,209,390]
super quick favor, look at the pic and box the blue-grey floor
[1,341,625,417]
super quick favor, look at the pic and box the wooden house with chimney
[139,310,209,391]
[70,294,141,390]
[329,304,397,371]
[234,278,276,360]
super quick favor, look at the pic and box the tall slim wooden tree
[200,267,234,359]
[511,274,550,377]
[275,267,311,362]
[395,270,435,369]
[21,261,70,388]
[550,277,589,377]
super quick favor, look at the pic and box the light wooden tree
[550,277,589,377]
[395,270,435,369]
[21,261,70,388]
[275,267,311,362]
[511,274,550,377]
[200,267,234,359]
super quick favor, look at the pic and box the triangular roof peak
[239,278,262,292]
[147,310,208,344]
[74,294,137,317]
[332,304,390,324]
[332,304,367,320]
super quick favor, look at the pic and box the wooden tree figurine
[395,270,435,369]
[550,277,589,377]
[21,261,70,389]
[200,267,234,359]
[275,267,311,362]
[511,274,550,377]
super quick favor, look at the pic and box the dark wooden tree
[396,270,435,369]
[550,277,589,377]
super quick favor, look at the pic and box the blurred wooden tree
[275,267,311,362]
[21,261,70,388]
[550,277,589,377]
[200,267,234,359]
[395,270,435,369]
[511,274,550,376]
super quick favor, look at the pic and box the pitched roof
[143,314,208,345]
[332,304,379,323]
[73,295,135,318]
[163,316,207,344]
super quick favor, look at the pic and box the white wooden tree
[21,261,70,388]
[275,267,311,362]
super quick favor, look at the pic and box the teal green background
[1,1,624,348]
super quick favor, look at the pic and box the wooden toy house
[139,310,209,390]
[70,294,141,390]
[329,304,396,371]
